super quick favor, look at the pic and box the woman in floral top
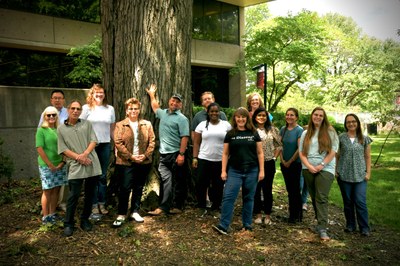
[252,107,282,225]
[336,113,372,236]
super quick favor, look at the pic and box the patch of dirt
[0,180,399,265]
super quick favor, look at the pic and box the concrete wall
[0,8,101,52]
[0,8,246,108]
[0,86,88,179]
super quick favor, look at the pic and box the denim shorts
[39,165,68,190]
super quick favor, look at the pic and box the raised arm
[145,84,160,113]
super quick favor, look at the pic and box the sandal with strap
[112,216,126,227]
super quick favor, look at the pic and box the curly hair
[86,83,109,109]
[246,92,265,111]
[124,98,142,119]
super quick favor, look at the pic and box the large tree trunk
[101,0,194,208]
[101,0,193,120]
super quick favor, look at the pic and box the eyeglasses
[70,107,82,111]
[51,97,64,100]
[46,114,57,118]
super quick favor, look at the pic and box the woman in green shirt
[36,106,67,224]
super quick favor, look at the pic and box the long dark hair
[205,102,220,130]
[252,107,272,131]
[344,113,364,144]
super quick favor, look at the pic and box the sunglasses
[46,114,57,118]
[70,107,82,111]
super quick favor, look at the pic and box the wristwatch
[320,161,325,166]
[272,157,276,161]
[179,151,185,156]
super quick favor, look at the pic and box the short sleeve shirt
[191,109,228,131]
[337,133,372,182]
[36,127,63,166]
[155,108,190,154]
[58,119,102,179]
[280,125,304,162]
[224,130,261,171]
[195,120,231,161]
[258,127,282,161]
[299,129,339,175]
[80,104,115,143]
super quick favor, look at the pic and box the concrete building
[0,0,270,179]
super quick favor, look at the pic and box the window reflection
[193,0,239,45]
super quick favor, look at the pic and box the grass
[275,133,400,231]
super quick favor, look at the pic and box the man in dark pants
[146,84,190,215]
[58,100,101,236]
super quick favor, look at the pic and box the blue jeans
[93,143,111,206]
[219,166,259,231]
[337,178,370,233]
[300,173,309,205]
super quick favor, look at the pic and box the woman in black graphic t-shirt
[212,108,264,235]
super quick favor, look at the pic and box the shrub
[0,138,14,182]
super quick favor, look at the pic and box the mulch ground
[0,179,399,266]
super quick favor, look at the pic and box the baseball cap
[172,93,183,102]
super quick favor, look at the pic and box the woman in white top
[192,103,231,215]
[80,84,115,217]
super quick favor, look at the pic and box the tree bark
[101,0,193,121]
[101,0,194,208]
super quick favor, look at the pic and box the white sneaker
[112,215,126,227]
[131,212,144,223]
[254,217,263,224]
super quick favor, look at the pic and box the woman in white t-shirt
[192,103,231,216]
[80,84,115,218]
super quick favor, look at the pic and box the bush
[0,138,14,182]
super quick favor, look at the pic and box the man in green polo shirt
[146,84,190,215]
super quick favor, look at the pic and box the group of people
[36,87,372,240]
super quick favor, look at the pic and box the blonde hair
[86,83,108,109]
[40,106,59,128]
[246,92,265,111]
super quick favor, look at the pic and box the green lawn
[275,134,400,231]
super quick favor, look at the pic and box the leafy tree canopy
[240,10,328,111]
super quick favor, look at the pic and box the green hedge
[192,106,345,134]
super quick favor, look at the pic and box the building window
[0,48,75,87]
[0,1,100,23]
[193,0,239,45]
[192,66,230,107]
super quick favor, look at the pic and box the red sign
[256,71,264,90]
